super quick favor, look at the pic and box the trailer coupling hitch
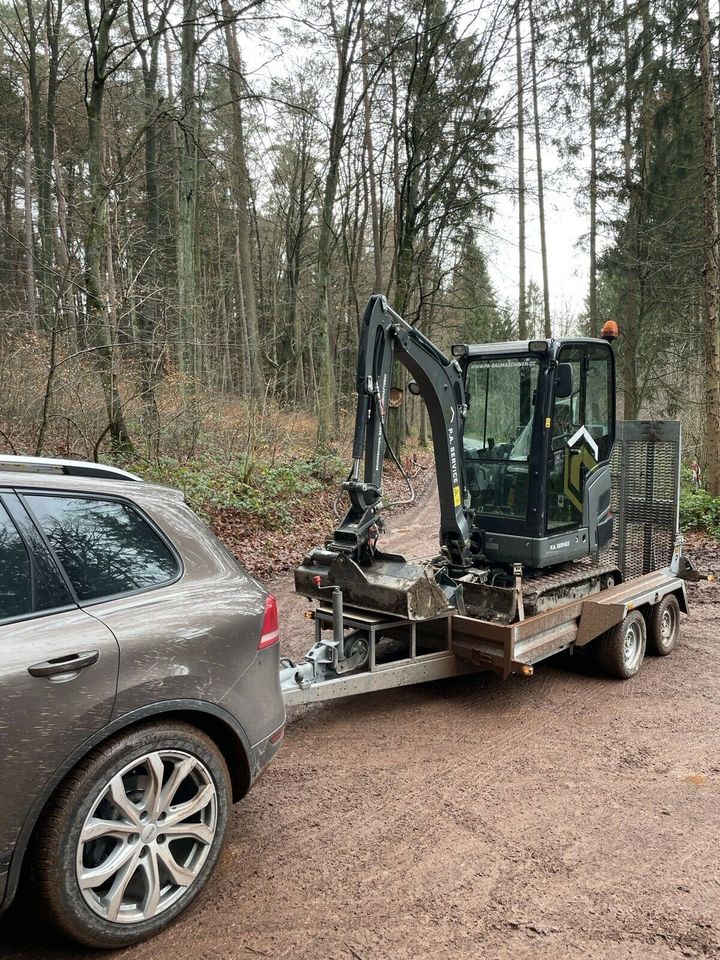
[280,584,370,695]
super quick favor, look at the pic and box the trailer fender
[576,572,687,647]
[674,582,689,615]
[576,601,626,647]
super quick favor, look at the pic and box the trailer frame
[281,545,689,706]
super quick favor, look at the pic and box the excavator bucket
[295,548,454,621]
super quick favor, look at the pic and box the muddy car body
[0,456,285,947]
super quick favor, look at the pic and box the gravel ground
[2,483,719,960]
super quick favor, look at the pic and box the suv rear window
[0,502,32,620]
[26,495,179,602]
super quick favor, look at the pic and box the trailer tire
[647,594,680,656]
[597,609,646,679]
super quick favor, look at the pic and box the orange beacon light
[601,319,619,342]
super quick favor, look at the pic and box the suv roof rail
[0,455,142,482]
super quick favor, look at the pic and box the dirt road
[2,484,720,959]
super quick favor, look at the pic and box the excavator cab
[456,338,616,568]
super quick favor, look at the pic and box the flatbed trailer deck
[281,557,689,707]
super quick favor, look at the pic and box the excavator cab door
[546,343,615,551]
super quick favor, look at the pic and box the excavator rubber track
[521,555,620,616]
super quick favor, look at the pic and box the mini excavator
[296,294,622,624]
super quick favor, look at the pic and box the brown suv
[0,456,285,948]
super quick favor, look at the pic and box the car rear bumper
[221,641,285,768]
[0,859,9,912]
[250,722,285,783]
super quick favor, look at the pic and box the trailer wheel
[597,609,646,679]
[647,594,680,657]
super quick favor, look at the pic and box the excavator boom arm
[334,295,470,567]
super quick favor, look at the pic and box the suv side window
[0,501,33,621]
[25,495,179,602]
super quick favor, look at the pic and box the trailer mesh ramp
[608,420,681,580]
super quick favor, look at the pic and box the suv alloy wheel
[31,721,231,949]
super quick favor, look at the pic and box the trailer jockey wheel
[647,594,681,657]
[597,609,646,679]
[337,631,370,675]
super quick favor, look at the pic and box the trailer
[281,421,704,707]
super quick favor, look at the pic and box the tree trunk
[138,71,161,425]
[621,0,637,419]
[84,2,132,452]
[587,0,598,337]
[529,0,550,338]
[164,31,184,372]
[24,0,53,325]
[315,0,361,441]
[105,196,118,340]
[178,0,198,379]
[41,0,63,322]
[699,0,720,494]
[221,0,264,397]
[387,5,402,301]
[362,22,383,293]
[2,175,12,291]
[235,232,252,397]
[516,9,527,339]
[22,73,37,330]
[53,143,77,343]
[126,0,170,427]
[292,144,310,405]
[621,0,652,421]
[35,319,58,456]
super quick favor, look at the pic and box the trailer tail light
[258,594,280,650]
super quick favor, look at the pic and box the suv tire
[30,720,231,949]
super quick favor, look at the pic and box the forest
[0,0,719,524]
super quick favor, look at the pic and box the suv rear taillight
[258,594,280,650]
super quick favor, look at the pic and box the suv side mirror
[555,363,574,399]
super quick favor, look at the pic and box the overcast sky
[487,159,590,328]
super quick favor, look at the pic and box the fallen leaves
[208,449,436,581]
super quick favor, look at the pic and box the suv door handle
[28,650,100,677]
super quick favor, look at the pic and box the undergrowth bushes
[123,452,346,528]
[680,485,720,539]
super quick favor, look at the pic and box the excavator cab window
[547,344,614,531]
[463,357,540,519]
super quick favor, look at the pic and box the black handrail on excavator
[332,295,471,570]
